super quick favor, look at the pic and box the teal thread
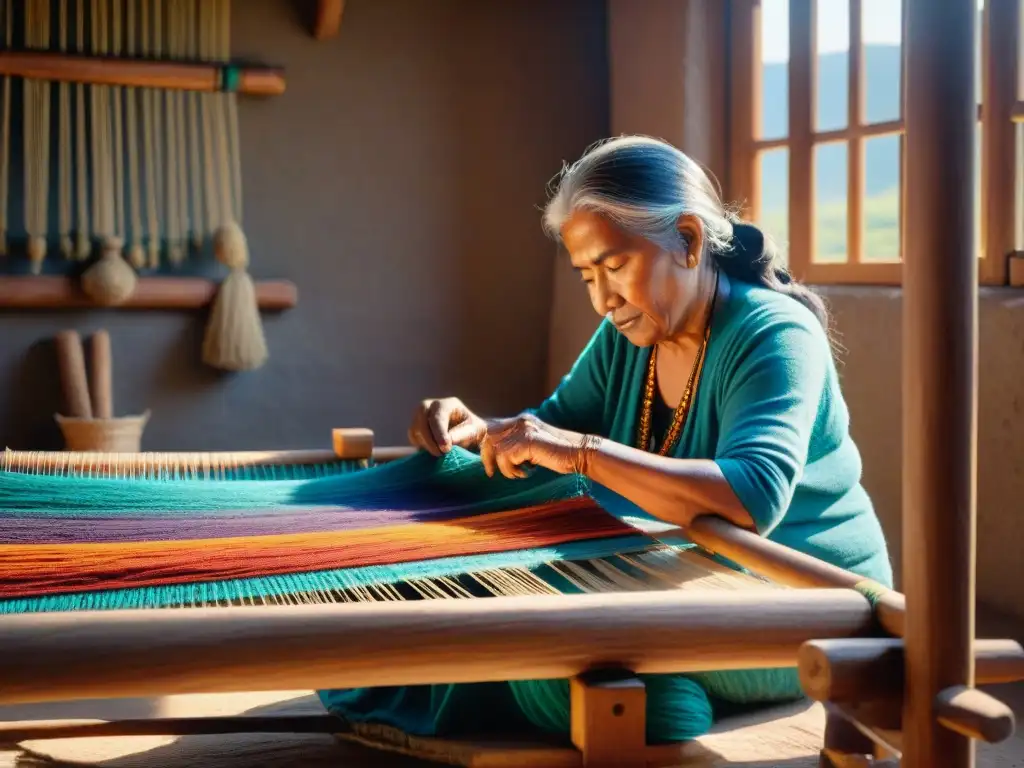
[220,65,241,93]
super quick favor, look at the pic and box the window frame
[727,0,1023,286]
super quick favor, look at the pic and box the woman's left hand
[481,414,592,479]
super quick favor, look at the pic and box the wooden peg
[55,330,92,419]
[935,685,1015,745]
[570,669,646,768]
[89,330,113,419]
[331,428,375,460]
[314,0,345,39]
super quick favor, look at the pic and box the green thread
[854,578,889,608]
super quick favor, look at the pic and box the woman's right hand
[408,397,488,456]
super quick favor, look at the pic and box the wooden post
[819,710,875,768]
[570,670,647,768]
[902,0,978,766]
[314,0,346,40]
[787,0,814,281]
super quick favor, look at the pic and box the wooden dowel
[0,51,285,96]
[372,446,418,463]
[1,448,368,473]
[0,589,875,706]
[902,0,979,765]
[799,638,1024,704]
[0,276,296,311]
[0,715,342,743]
[935,685,1015,745]
[89,330,113,419]
[686,515,906,638]
[54,330,92,419]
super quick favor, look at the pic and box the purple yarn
[0,505,469,544]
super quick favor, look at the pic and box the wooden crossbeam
[0,50,285,95]
[0,589,875,706]
[0,276,297,311]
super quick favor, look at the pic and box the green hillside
[759,186,901,265]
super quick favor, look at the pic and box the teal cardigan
[318,280,892,740]
[535,279,892,586]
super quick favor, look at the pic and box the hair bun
[730,222,766,260]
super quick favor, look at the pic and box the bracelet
[573,434,602,476]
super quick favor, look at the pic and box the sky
[760,0,985,63]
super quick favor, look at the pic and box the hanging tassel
[201,221,268,372]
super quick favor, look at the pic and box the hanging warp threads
[8,0,269,369]
[0,0,12,258]
[80,0,137,304]
[201,0,269,372]
[24,0,52,274]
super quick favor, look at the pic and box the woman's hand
[408,397,488,456]
[481,413,596,479]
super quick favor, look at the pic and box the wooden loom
[0,1,1017,767]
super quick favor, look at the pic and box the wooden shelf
[0,51,285,96]
[0,276,297,311]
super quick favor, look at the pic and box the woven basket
[55,411,151,452]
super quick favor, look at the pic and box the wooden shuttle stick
[687,515,906,637]
[0,589,874,706]
[54,330,92,419]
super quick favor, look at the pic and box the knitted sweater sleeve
[713,308,829,535]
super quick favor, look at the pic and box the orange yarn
[0,498,634,599]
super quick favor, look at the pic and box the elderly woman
[320,135,892,744]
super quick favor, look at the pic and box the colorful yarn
[0,499,633,599]
[0,445,804,744]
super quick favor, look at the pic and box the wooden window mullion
[899,0,909,265]
[980,0,1021,285]
[728,0,760,219]
[788,0,815,280]
[848,0,864,265]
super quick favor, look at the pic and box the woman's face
[561,209,705,346]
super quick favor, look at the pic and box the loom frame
[0,483,1019,766]
[0,0,1016,765]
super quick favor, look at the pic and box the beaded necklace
[636,270,720,455]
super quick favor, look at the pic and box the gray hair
[542,136,829,330]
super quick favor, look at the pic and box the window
[728,0,1024,285]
